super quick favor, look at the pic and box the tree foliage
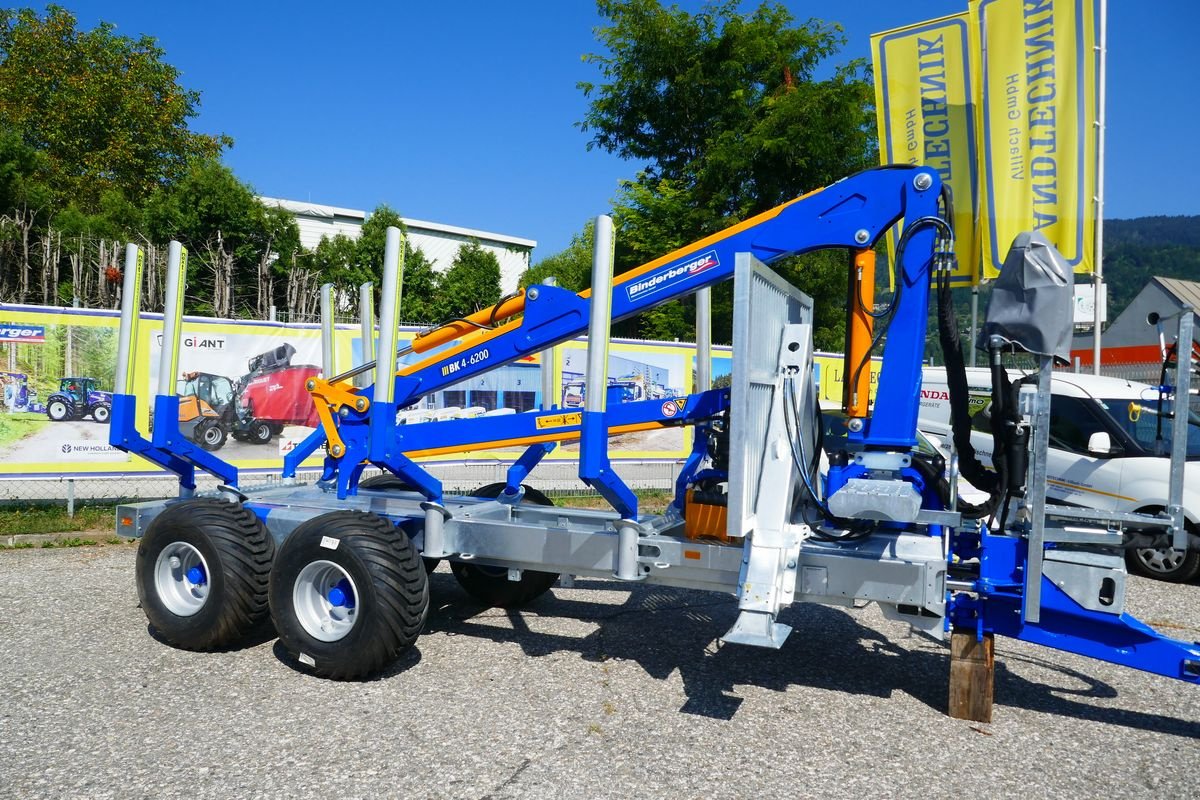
[579,0,875,347]
[437,241,503,321]
[520,220,595,293]
[0,5,229,208]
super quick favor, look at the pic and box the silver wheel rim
[154,542,211,616]
[202,424,223,446]
[1137,546,1185,573]
[49,401,67,419]
[94,406,109,422]
[293,560,359,642]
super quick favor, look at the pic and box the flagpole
[1092,0,1107,375]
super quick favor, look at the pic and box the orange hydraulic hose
[409,290,528,354]
[843,249,875,419]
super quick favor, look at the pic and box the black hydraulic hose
[1156,343,1174,448]
[936,247,998,498]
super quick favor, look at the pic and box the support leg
[948,629,994,723]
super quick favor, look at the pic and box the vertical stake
[696,286,712,391]
[321,284,335,379]
[540,277,559,409]
[359,282,375,388]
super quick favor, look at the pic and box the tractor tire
[91,403,111,424]
[269,510,429,680]
[47,399,70,421]
[1126,519,1200,583]
[135,498,275,650]
[247,420,274,445]
[449,482,560,608]
[359,474,439,573]
[359,474,416,493]
[195,419,227,451]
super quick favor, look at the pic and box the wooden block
[948,629,994,723]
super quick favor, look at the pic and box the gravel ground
[1,546,1198,799]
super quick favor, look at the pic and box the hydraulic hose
[933,188,1005,520]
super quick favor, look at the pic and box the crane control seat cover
[977,230,1075,364]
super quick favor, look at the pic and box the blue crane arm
[379,165,943,450]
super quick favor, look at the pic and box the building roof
[258,196,536,249]
[1152,276,1200,313]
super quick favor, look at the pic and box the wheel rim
[1136,546,1185,573]
[154,542,211,616]
[94,406,109,422]
[49,401,66,419]
[293,560,359,642]
[202,424,223,446]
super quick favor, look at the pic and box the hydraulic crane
[109,164,1199,719]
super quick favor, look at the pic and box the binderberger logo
[0,324,45,342]
[625,250,720,303]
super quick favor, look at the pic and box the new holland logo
[625,250,720,302]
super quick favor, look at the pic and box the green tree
[437,241,502,321]
[520,220,595,293]
[0,6,229,208]
[144,159,296,319]
[397,247,439,325]
[352,204,440,325]
[579,0,874,347]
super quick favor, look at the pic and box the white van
[918,367,1200,582]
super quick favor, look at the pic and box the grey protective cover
[977,230,1075,364]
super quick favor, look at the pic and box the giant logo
[625,250,720,303]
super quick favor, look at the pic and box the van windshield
[1097,397,1200,459]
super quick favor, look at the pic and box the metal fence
[0,459,684,512]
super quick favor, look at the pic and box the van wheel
[1126,517,1200,583]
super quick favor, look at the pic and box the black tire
[359,474,415,493]
[247,420,273,444]
[268,422,285,436]
[449,482,560,608]
[1126,519,1200,583]
[359,474,439,573]
[47,399,70,421]
[270,510,429,680]
[91,402,111,424]
[195,419,227,451]
[135,498,275,650]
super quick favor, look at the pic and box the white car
[919,367,1200,582]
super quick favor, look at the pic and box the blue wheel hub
[328,578,355,608]
[186,564,207,585]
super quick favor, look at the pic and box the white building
[259,197,536,294]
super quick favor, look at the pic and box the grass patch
[0,413,49,449]
[547,490,673,515]
[40,537,100,548]
[0,504,114,536]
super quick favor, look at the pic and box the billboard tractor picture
[0,322,127,463]
[147,326,323,461]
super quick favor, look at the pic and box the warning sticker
[535,412,582,430]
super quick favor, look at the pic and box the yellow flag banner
[872,13,979,286]
[972,0,1098,278]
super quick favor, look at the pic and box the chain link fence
[0,459,684,513]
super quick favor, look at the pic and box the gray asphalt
[1,546,1198,799]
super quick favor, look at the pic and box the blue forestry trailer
[109,165,1199,720]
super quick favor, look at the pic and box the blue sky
[58,1,1200,258]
